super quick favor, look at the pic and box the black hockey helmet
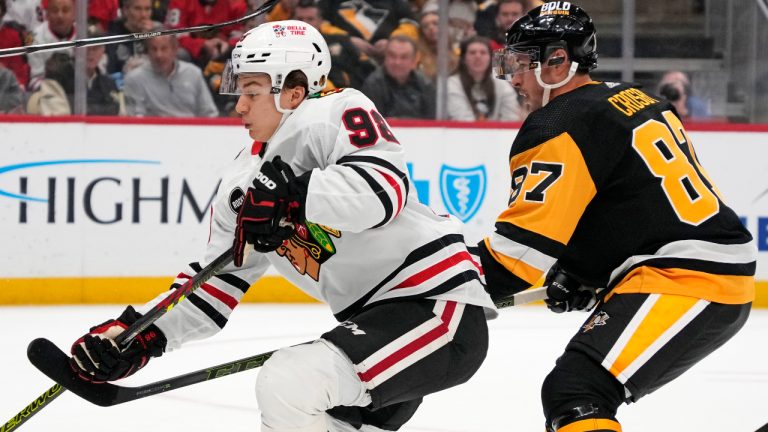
[502,2,597,74]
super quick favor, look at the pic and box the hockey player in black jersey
[477,3,756,431]
[67,19,495,432]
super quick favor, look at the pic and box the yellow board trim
[0,278,766,307]
[0,276,319,305]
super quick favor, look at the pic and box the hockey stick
[28,338,276,407]
[25,286,548,408]
[0,0,278,58]
[0,385,64,432]
[1,247,234,431]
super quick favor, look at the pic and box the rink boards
[1,117,766,306]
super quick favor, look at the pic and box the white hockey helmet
[220,20,331,96]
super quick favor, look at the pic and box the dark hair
[44,53,75,95]
[0,0,6,17]
[387,34,418,58]
[496,0,526,14]
[285,69,309,95]
[296,0,319,8]
[457,36,495,119]
[87,24,105,38]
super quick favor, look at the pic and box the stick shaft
[0,0,277,58]
[116,247,234,346]
[0,384,64,432]
[494,286,548,308]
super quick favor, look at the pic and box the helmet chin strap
[273,93,295,132]
[534,61,580,106]
[273,93,295,115]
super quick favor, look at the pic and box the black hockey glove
[233,156,310,266]
[70,306,167,382]
[544,264,597,313]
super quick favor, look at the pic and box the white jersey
[2,0,44,31]
[141,88,496,350]
[27,22,75,90]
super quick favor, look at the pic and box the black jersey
[478,81,756,304]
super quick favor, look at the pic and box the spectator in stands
[201,0,268,117]
[657,70,711,120]
[409,0,428,14]
[243,0,268,30]
[1,0,45,34]
[123,34,218,117]
[474,0,525,50]
[266,0,298,21]
[105,0,159,76]
[318,0,418,62]
[0,0,31,88]
[27,0,75,90]
[88,0,119,31]
[415,10,458,84]
[26,36,124,116]
[293,0,374,89]
[150,0,172,23]
[26,52,74,115]
[361,34,435,119]
[447,35,520,121]
[421,0,477,42]
[164,0,244,67]
[85,27,124,115]
[0,63,24,113]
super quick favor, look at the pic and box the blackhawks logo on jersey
[277,221,341,281]
[308,87,346,99]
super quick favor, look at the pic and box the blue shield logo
[440,165,486,222]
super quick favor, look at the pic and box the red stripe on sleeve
[373,168,404,217]
[200,282,238,309]
[176,273,238,309]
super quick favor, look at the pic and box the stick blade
[27,338,120,407]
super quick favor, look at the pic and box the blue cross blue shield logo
[439,165,487,222]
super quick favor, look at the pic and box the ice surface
[2,304,766,431]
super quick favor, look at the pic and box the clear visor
[219,60,280,96]
[492,47,545,80]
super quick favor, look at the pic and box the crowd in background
[0,0,710,121]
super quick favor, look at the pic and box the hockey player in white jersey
[68,20,496,431]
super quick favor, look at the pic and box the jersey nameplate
[608,88,659,117]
